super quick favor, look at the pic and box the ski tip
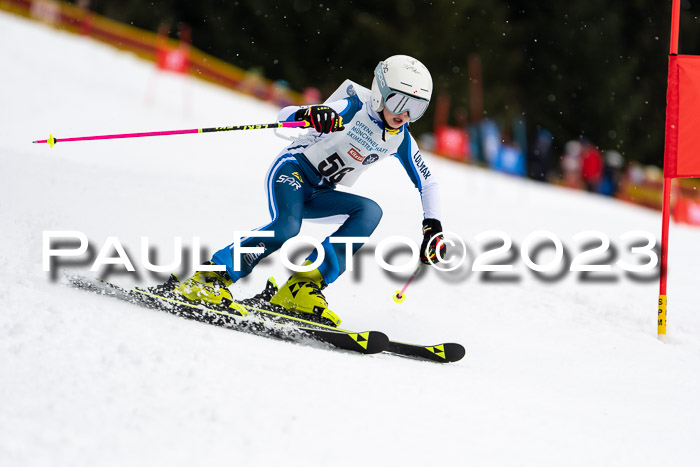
[423,342,466,362]
[387,341,466,363]
[441,343,466,362]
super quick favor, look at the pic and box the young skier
[174,55,446,326]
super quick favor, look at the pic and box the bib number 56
[318,153,354,184]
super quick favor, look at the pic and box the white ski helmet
[370,55,433,122]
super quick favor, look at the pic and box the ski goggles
[384,92,430,121]
[374,63,430,121]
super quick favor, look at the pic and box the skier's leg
[175,155,307,306]
[211,157,307,281]
[303,189,383,284]
[270,189,381,326]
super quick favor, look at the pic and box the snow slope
[2,11,700,467]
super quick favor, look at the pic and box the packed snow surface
[2,11,700,467]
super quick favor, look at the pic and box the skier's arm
[278,96,362,132]
[393,132,442,220]
[394,133,446,264]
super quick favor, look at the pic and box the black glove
[420,218,447,265]
[295,105,344,134]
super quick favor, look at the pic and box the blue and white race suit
[213,91,441,284]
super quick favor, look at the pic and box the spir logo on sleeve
[276,174,302,191]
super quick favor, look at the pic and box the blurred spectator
[527,129,553,182]
[512,117,528,160]
[454,106,469,128]
[468,124,483,163]
[435,126,470,161]
[616,162,663,209]
[302,87,322,104]
[454,106,472,158]
[561,140,583,189]
[467,118,500,165]
[493,131,526,176]
[598,150,625,196]
[269,79,295,107]
[480,118,501,166]
[580,142,604,192]
[240,67,267,100]
[626,162,646,185]
[31,0,60,25]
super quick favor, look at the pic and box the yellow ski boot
[270,266,341,327]
[174,262,235,308]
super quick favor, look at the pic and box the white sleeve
[419,174,442,220]
[395,132,442,220]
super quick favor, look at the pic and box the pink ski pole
[32,121,309,148]
[393,263,424,303]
